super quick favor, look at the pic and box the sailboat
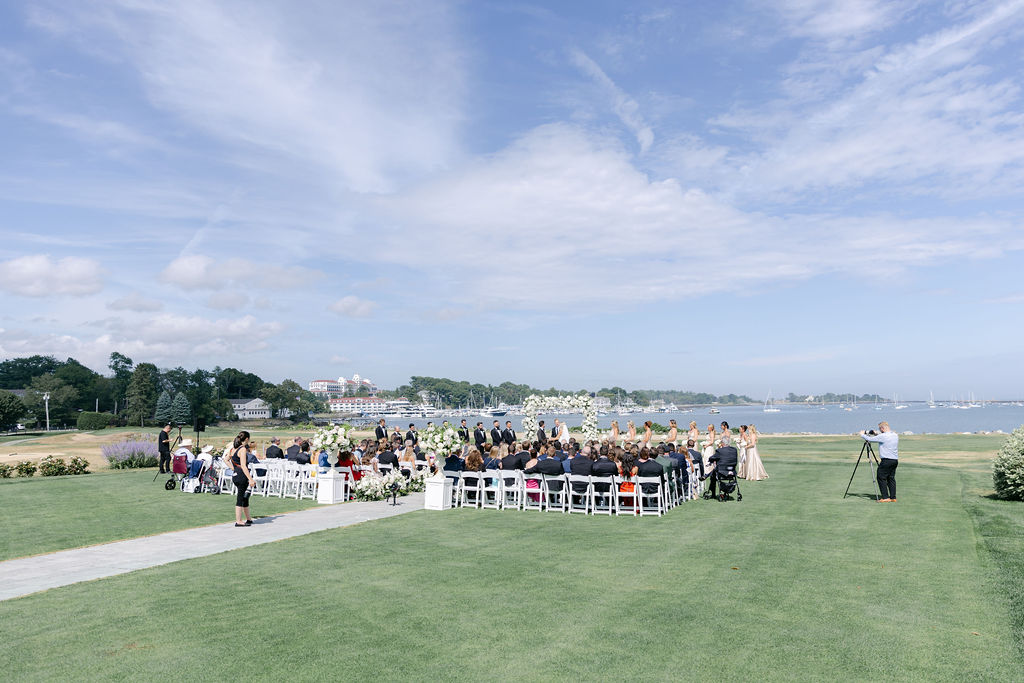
[893,393,908,410]
[928,391,936,408]
[763,391,781,413]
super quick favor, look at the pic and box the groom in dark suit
[474,422,488,452]
[490,420,502,448]
[375,419,388,442]
[536,420,548,445]
[706,435,738,498]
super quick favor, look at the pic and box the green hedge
[77,412,113,431]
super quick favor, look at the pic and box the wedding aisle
[0,493,423,601]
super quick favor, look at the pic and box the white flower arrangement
[521,393,599,443]
[421,423,462,459]
[353,468,422,501]
[311,424,353,454]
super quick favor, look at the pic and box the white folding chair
[523,473,544,511]
[500,470,523,511]
[443,470,462,507]
[378,464,393,475]
[566,474,592,514]
[250,460,271,497]
[459,471,484,508]
[588,475,615,515]
[481,469,502,509]
[217,464,235,496]
[543,474,568,513]
[282,462,302,499]
[613,476,638,516]
[299,464,317,500]
[335,467,352,500]
[635,476,665,516]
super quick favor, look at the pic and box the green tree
[154,390,173,423]
[0,355,61,389]
[23,375,80,427]
[108,352,134,414]
[216,368,265,399]
[170,392,192,426]
[125,363,159,427]
[0,390,25,430]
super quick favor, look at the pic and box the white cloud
[767,0,909,42]
[160,254,312,291]
[30,0,467,194]
[376,123,1022,307]
[329,354,351,365]
[206,291,249,310]
[329,295,376,318]
[0,254,104,297]
[108,292,163,312]
[570,48,654,152]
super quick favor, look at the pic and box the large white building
[308,374,378,398]
[229,398,271,420]
[328,396,388,414]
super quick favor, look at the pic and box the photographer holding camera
[860,422,899,502]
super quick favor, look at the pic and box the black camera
[865,429,877,436]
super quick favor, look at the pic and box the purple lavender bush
[102,438,159,469]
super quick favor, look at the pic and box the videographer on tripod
[860,422,899,502]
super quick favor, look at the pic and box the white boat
[708,407,720,414]
[893,393,907,410]
[763,391,781,413]
[928,391,936,408]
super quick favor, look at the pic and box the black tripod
[843,439,881,500]
[153,428,183,483]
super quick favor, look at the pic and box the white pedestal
[424,477,453,510]
[316,469,346,504]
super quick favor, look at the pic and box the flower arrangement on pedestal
[311,424,353,454]
[421,423,462,459]
[353,468,430,501]
[521,393,599,442]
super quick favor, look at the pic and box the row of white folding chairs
[444,470,688,516]
[217,461,319,500]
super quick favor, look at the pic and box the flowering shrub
[993,426,1024,500]
[103,437,159,469]
[38,455,68,477]
[15,461,37,477]
[0,463,12,478]
[311,424,353,454]
[67,456,90,475]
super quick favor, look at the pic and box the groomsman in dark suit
[457,419,470,444]
[490,420,502,447]
[474,422,488,452]
[536,420,548,445]
[502,420,516,447]
[375,419,388,442]
[405,424,418,445]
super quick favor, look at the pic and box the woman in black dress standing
[229,430,255,527]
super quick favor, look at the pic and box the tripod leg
[843,446,866,498]
[865,443,881,500]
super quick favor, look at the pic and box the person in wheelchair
[704,434,742,501]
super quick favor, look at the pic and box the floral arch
[521,394,600,443]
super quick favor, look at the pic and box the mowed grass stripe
[0,458,1019,681]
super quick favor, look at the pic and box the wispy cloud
[730,348,843,367]
[329,295,376,318]
[569,48,654,153]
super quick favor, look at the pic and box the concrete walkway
[0,493,425,601]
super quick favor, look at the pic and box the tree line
[379,376,755,408]
[0,353,324,430]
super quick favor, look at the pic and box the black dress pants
[159,453,171,473]
[877,458,898,499]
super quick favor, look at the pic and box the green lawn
[0,469,318,560]
[2,447,1022,680]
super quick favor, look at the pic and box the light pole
[43,392,51,432]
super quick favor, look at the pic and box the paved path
[0,493,425,601]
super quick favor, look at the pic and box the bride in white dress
[743,424,768,480]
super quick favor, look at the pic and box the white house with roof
[229,398,271,420]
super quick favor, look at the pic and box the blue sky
[1,0,1023,399]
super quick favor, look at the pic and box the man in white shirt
[174,438,195,465]
[860,422,899,502]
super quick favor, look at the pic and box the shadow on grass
[843,492,881,501]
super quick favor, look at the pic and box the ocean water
[394,404,1024,435]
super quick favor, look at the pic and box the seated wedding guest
[336,450,361,482]
[352,439,366,462]
[443,449,465,472]
[501,446,522,470]
[525,448,565,491]
[377,443,399,470]
[174,438,195,465]
[706,434,739,498]
[317,448,333,470]
[285,437,302,460]
[522,450,541,502]
[592,447,617,496]
[398,443,417,476]
[265,436,284,459]
[465,449,484,472]
[569,445,594,493]
[562,443,579,473]
[483,446,502,471]
[655,445,678,486]
[636,448,665,494]
[295,440,312,465]
[686,439,705,479]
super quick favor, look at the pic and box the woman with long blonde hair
[687,420,700,445]
[743,424,768,480]
[609,420,620,445]
[665,419,678,445]
[701,424,717,470]
[626,420,637,442]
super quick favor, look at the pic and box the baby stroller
[704,464,742,502]
[164,454,189,491]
